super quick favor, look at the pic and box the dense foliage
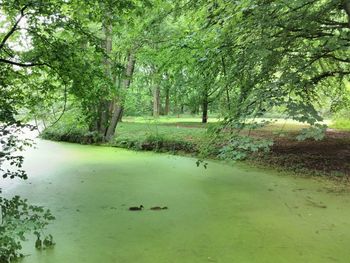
[2,1,350,136]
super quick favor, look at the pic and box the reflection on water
[3,139,350,263]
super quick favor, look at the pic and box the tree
[197,0,350,124]
[0,1,97,259]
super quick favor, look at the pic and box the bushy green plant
[1,125,55,262]
[218,135,273,161]
[114,138,141,150]
[142,134,165,151]
[296,124,327,141]
[39,108,107,144]
[0,195,55,262]
[41,107,88,138]
[114,132,197,153]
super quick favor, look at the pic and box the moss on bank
[41,120,204,154]
[41,130,101,144]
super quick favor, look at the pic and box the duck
[150,206,162,210]
[129,205,144,211]
[35,237,42,249]
[150,206,168,210]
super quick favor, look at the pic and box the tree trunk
[105,53,136,140]
[98,100,109,136]
[164,87,170,115]
[180,104,184,114]
[202,92,208,124]
[117,108,124,122]
[221,56,231,111]
[344,0,350,26]
[226,87,231,111]
[153,85,160,117]
[97,7,113,140]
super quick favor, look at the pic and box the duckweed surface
[3,140,350,263]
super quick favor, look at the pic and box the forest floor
[115,117,350,180]
[249,129,350,179]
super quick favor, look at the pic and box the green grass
[123,115,221,124]
[42,114,341,146]
[113,121,207,153]
[118,117,316,141]
[113,118,310,154]
[115,121,207,143]
[42,114,348,150]
[123,116,330,131]
[331,118,350,131]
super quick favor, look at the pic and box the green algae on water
[4,140,350,263]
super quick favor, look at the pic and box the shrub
[0,196,55,262]
[114,134,197,153]
[218,135,273,161]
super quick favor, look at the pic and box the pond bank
[41,121,350,181]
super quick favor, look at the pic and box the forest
[1,0,350,262]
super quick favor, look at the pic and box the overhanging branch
[0,58,45,67]
[311,70,350,84]
[0,5,28,50]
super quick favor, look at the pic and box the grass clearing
[330,118,350,131]
[116,121,207,143]
[123,115,221,124]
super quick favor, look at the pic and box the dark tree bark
[221,56,231,111]
[117,107,124,123]
[344,0,350,26]
[201,86,209,123]
[98,100,109,136]
[202,96,208,124]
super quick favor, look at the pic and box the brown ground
[166,122,350,178]
[252,129,350,178]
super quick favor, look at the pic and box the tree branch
[0,58,45,67]
[311,70,350,84]
[0,5,28,50]
[323,54,350,63]
[343,0,350,27]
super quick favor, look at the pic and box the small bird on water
[129,205,144,211]
[35,237,42,249]
[150,206,168,210]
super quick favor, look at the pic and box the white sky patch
[0,10,10,33]
[0,9,33,52]
[12,18,33,52]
